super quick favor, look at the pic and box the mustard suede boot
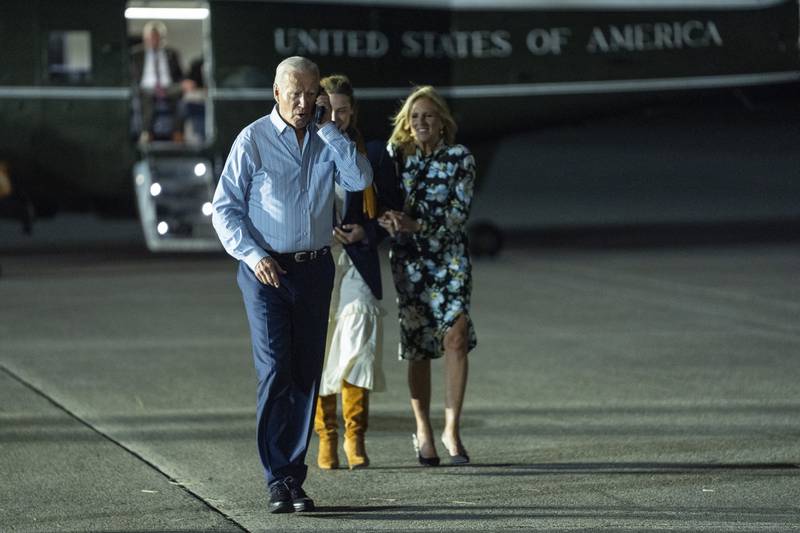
[314,394,339,470]
[342,381,370,469]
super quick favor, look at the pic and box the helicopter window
[46,31,92,83]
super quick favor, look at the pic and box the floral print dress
[387,142,477,361]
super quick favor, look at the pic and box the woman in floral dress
[377,85,477,466]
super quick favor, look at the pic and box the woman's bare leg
[408,359,437,458]
[442,314,469,455]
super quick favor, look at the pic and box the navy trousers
[237,255,335,487]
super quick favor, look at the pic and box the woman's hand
[333,223,366,244]
[377,212,397,237]
[378,210,420,236]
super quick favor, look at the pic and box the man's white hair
[274,56,319,89]
[143,20,167,39]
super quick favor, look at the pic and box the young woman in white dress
[314,74,385,470]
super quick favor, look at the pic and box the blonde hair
[388,86,457,155]
[320,74,358,130]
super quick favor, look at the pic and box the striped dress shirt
[212,106,373,270]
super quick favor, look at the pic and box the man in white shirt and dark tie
[130,21,183,142]
[211,56,373,514]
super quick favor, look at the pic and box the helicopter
[1,0,798,252]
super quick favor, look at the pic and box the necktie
[154,51,165,97]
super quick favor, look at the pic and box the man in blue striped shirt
[211,56,372,514]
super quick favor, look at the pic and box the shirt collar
[269,105,290,135]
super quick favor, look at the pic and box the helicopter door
[126,1,212,146]
[126,1,219,252]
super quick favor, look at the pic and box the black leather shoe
[285,477,315,512]
[268,481,294,514]
[412,434,440,467]
[447,450,470,465]
[442,437,470,465]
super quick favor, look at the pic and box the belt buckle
[294,251,308,262]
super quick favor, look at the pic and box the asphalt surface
[1,221,799,531]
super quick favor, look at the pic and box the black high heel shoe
[412,434,440,467]
[441,437,470,465]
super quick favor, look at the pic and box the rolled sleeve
[317,123,373,191]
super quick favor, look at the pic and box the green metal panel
[0,1,40,85]
[0,1,42,207]
[0,0,132,212]
[37,99,132,203]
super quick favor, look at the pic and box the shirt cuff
[316,122,340,142]
[243,250,267,272]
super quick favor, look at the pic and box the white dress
[319,185,386,396]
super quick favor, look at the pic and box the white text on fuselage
[274,21,723,59]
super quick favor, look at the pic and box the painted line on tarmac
[0,363,250,533]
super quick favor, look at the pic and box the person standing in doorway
[130,21,183,142]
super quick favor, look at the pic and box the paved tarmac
[1,222,799,531]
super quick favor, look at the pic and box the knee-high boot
[314,394,339,469]
[342,381,370,469]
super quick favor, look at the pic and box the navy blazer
[367,140,404,212]
[340,188,383,300]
